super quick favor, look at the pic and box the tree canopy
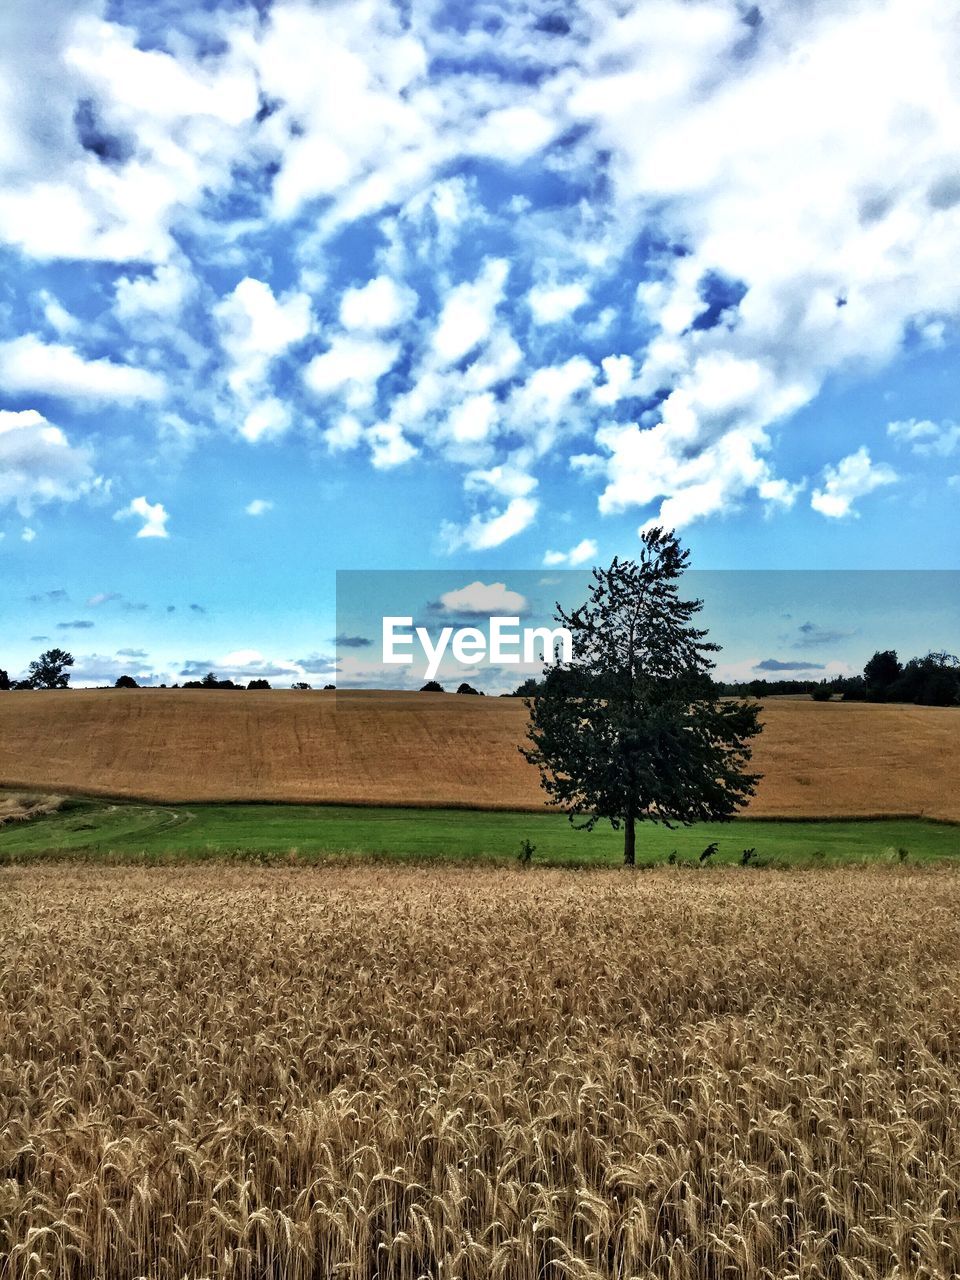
[522,528,762,865]
[27,648,74,690]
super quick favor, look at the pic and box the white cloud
[240,398,292,444]
[471,106,556,162]
[21,526,36,543]
[442,495,538,552]
[37,290,79,336]
[437,581,528,615]
[245,498,273,516]
[115,495,169,539]
[0,9,258,262]
[543,538,598,567]
[366,421,417,469]
[304,336,399,409]
[887,417,960,457]
[464,463,538,500]
[0,408,100,516]
[214,277,312,396]
[446,393,499,445]
[528,282,589,325]
[562,0,960,528]
[339,276,417,331]
[0,335,165,402]
[432,258,509,364]
[115,263,195,320]
[811,447,897,519]
[323,414,364,453]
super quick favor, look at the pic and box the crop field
[0,794,957,866]
[3,863,960,1279]
[0,689,957,819]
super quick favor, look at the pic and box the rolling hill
[0,688,956,820]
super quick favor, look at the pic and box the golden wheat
[0,689,957,819]
[3,864,960,1278]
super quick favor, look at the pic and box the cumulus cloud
[304,336,400,409]
[0,408,100,516]
[543,538,598,567]
[442,496,538,552]
[339,276,417,331]
[0,6,258,262]
[366,421,417,469]
[528,282,589,325]
[432,259,509,365]
[4,0,960,549]
[115,495,169,538]
[435,581,528,616]
[887,418,960,457]
[811,447,897,519]
[245,498,273,516]
[0,335,165,402]
[215,277,312,399]
[114,263,195,320]
[240,398,292,445]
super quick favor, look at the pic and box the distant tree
[511,677,543,697]
[114,675,139,689]
[13,679,32,690]
[0,669,9,691]
[247,678,271,690]
[27,647,74,689]
[420,680,444,692]
[889,651,960,707]
[810,682,832,701]
[864,649,901,700]
[839,674,867,701]
[323,683,336,690]
[522,529,762,867]
[291,681,312,690]
[456,682,483,695]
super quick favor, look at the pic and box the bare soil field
[4,863,960,1279]
[0,688,957,819]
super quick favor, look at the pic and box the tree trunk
[623,811,636,866]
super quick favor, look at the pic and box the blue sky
[1,0,958,687]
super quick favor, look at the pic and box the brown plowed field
[0,688,956,818]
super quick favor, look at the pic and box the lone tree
[27,647,74,689]
[522,528,762,866]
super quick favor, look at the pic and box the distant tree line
[828,649,960,706]
[0,650,339,692]
[4,643,956,705]
[510,650,960,707]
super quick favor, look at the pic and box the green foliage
[420,680,444,692]
[517,838,536,866]
[864,649,902,699]
[115,675,139,689]
[0,668,10,691]
[247,679,272,690]
[27,648,74,689]
[810,682,833,701]
[183,672,240,689]
[522,528,762,865]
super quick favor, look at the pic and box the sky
[1,0,958,688]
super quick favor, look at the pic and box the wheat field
[0,689,957,819]
[3,863,960,1279]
